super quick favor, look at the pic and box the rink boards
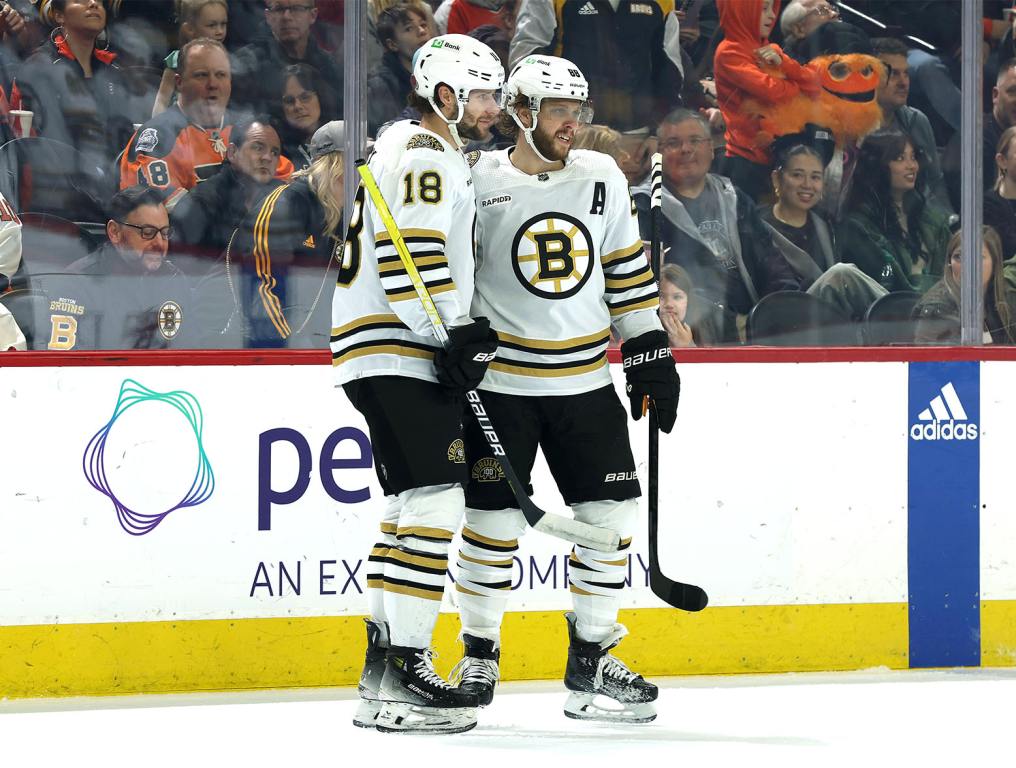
[1,352,1015,697]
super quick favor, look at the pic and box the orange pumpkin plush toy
[745,53,885,150]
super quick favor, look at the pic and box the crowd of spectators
[1,0,1016,351]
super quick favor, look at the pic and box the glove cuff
[621,330,672,372]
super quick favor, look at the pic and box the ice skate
[376,646,479,734]
[353,619,389,728]
[450,634,500,707]
[562,612,658,724]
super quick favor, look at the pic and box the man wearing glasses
[232,1,342,116]
[37,186,192,350]
[779,0,872,64]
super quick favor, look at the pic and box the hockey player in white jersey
[450,56,681,723]
[332,34,504,734]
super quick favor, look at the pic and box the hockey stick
[646,153,708,612]
[355,159,621,551]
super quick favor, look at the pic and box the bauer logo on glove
[620,330,680,434]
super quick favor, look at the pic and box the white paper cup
[9,109,32,139]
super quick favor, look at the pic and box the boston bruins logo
[471,458,505,483]
[511,212,594,299]
[447,439,465,464]
[157,301,182,340]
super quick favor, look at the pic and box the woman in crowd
[227,120,345,348]
[761,140,887,320]
[274,63,339,172]
[12,0,134,175]
[152,0,228,117]
[984,125,1016,260]
[659,263,721,347]
[913,227,1016,345]
[838,130,950,294]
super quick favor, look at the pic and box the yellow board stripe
[489,356,608,378]
[397,526,454,541]
[608,296,659,317]
[252,184,292,339]
[382,583,444,601]
[332,314,403,337]
[0,603,914,698]
[332,344,436,367]
[601,240,645,266]
[495,328,611,351]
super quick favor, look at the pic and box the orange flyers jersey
[119,106,292,207]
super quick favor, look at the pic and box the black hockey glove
[434,317,499,393]
[621,330,680,434]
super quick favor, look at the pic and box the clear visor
[465,89,503,109]
[539,100,594,125]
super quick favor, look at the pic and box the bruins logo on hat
[447,439,465,464]
[157,301,182,340]
[471,458,505,482]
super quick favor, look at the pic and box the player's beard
[456,112,492,142]
[532,121,569,163]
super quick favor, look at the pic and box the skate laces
[412,650,454,690]
[593,654,640,690]
[450,655,500,687]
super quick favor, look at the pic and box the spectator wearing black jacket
[35,185,193,350]
[232,0,342,117]
[367,2,431,137]
[635,110,797,342]
[11,0,134,176]
[779,0,872,64]
[170,115,286,274]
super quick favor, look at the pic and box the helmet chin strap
[428,96,467,149]
[511,102,555,165]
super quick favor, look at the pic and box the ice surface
[2,669,1013,767]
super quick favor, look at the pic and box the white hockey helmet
[503,55,593,162]
[412,34,505,148]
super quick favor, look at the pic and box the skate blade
[375,702,477,734]
[563,692,657,724]
[352,698,381,729]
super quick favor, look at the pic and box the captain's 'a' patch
[406,133,444,152]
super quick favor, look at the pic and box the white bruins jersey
[330,120,476,385]
[471,148,662,396]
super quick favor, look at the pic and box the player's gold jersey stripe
[332,344,436,366]
[380,522,398,535]
[605,266,656,290]
[455,585,485,597]
[366,577,384,589]
[458,552,514,568]
[494,328,611,351]
[608,296,659,316]
[386,549,448,569]
[382,583,444,601]
[387,281,455,302]
[462,527,518,548]
[375,228,446,244]
[569,585,596,596]
[369,545,390,558]
[331,314,403,337]
[377,254,448,274]
[601,240,645,266]
[489,356,608,378]
[397,526,455,542]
